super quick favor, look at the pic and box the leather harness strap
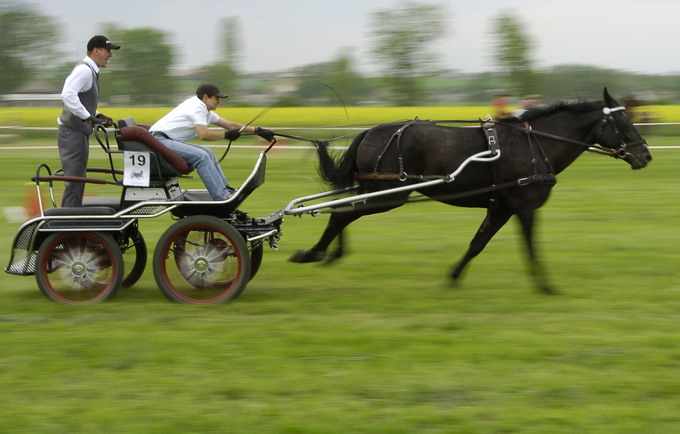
[353,118,556,205]
[372,119,423,176]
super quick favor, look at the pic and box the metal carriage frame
[5,122,283,304]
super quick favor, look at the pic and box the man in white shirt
[57,35,120,207]
[149,83,274,200]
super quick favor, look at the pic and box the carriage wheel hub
[71,262,87,278]
[193,257,210,273]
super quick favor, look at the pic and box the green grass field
[1,130,680,431]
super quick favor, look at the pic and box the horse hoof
[450,270,464,282]
[288,250,309,263]
[288,250,325,263]
[444,279,461,290]
[539,285,560,295]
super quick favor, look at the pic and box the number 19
[128,154,146,166]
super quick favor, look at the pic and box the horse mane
[518,99,605,123]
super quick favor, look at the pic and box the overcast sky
[8,0,680,75]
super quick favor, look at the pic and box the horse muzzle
[621,142,652,170]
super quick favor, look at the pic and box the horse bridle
[514,106,648,161]
[589,106,649,159]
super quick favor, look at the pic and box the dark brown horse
[289,88,652,293]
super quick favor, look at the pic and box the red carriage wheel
[152,216,250,304]
[35,231,124,303]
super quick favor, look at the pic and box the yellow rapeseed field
[0,106,495,128]
[1,105,678,128]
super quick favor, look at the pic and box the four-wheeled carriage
[5,90,653,302]
[5,121,282,304]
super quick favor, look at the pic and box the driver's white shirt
[59,56,100,122]
[150,96,221,142]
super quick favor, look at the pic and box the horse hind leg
[289,211,360,264]
[515,209,556,294]
[289,192,409,264]
[451,208,513,285]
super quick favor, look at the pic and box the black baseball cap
[196,83,229,99]
[87,35,121,51]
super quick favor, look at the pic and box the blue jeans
[156,137,231,200]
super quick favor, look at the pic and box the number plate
[123,151,151,187]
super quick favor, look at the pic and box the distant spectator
[623,95,658,135]
[624,96,648,123]
[493,93,511,118]
[512,94,541,118]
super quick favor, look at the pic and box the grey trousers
[57,125,89,207]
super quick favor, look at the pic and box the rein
[219,104,277,162]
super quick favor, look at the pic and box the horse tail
[315,130,367,189]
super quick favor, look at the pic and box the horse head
[596,87,652,169]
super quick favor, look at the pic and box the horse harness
[353,104,639,210]
[362,118,427,182]
[354,118,557,210]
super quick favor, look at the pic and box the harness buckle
[482,124,501,154]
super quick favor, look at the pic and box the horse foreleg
[451,209,513,284]
[516,210,556,294]
[289,212,360,264]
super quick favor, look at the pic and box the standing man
[58,35,120,207]
[149,83,274,201]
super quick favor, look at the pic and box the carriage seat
[81,195,121,209]
[116,119,192,180]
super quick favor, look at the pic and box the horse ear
[603,87,618,107]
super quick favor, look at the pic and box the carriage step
[44,206,118,216]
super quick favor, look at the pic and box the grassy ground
[0,134,679,432]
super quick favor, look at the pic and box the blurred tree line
[2,2,680,107]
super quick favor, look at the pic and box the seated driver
[149,83,274,200]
